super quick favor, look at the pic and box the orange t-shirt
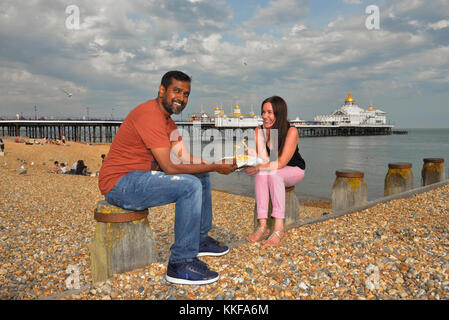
[98,99,180,195]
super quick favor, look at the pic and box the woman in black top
[244,96,305,246]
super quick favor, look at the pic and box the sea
[207,128,449,202]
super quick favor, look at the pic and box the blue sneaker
[166,258,219,285]
[197,236,229,257]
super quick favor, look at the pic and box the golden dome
[215,107,221,110]
[368,104,374,111]
[345,92,354,103]
[235,105,240,109]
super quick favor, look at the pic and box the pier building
[314,92,387,125]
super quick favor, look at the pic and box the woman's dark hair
[160,70,191,89]
[75,160,86,175]
[261,96,289,156]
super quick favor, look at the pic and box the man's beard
[162,98,186,115]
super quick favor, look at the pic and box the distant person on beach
[243,96,306,246]
[52,161,60,173]
[59,163,67,174]
[75,160,87,175]
[49,161,62,173]
[101,154,106,163]
[99,70,236,285]
[70,161,77,174]
[0,138,4,153]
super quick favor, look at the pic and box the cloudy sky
[1,0,449,127]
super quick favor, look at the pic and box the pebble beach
[1,138,449,300]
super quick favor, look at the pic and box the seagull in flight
[61,89,73,98]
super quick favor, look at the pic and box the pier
[294,124,393,137]
[0,120,393,143]
[175,122,393,138]
[0,120,122,143]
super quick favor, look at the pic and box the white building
[314,92,387,125]
[214,105,261,127]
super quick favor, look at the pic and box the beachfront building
[213,107,224,117]
[314,92,387,125]
[290,116,307,126]
[189,107,215,124]
[214,105,261,128]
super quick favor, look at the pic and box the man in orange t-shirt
[99,71,236,285]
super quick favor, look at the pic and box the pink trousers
[255,166,305,220]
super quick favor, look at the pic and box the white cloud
[245,0,309,28]
[428,19,449,30]
[201,34,223,52]
[289,24,307,36]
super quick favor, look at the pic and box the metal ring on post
[423,158,444,164]
[335,170,364,178]
[388,162,412,169]
[93,209,149,223]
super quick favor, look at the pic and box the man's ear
[158,84,166,98]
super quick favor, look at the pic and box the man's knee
[177,174,203,194]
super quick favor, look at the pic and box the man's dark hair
[160,70,191,89]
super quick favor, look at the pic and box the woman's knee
[255,171,269,184]
[266,172,283,187]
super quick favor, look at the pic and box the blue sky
[1,0,449,128]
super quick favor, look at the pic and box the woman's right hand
[243,165,259,176]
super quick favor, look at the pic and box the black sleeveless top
[261,125,306,170]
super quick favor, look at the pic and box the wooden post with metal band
[384,162,413,196]
[253,186,301,230]
[421,158,446,186]
[332,170,367,212]
[89,200,157,283]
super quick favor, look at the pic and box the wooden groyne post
[421,158,445,186]
[332,170,367,212]
[89,200,157,283]
[384,162,413,196]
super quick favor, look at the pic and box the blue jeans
[105,171,213,263]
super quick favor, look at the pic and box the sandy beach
[1,137,448,300]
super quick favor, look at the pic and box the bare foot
[247,226,270,242]
[262,230,284,246]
